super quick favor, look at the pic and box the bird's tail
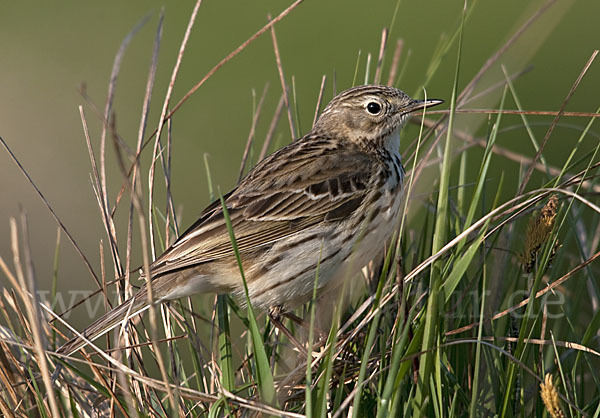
[57,287,153,356]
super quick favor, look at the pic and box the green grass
[1,1,600,417]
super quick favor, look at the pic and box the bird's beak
[404,98,444,114]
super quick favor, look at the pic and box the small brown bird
[58,85,442,355]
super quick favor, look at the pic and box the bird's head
[313,85,443,150]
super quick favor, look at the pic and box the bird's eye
[366,101,382,115]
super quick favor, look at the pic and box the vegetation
[1,1,599,416]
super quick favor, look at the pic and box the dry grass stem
[259,93,285,161]
[238,83,270,181]
[428,108,600,118]
[268,13,296,139]
[373,27,389,85]
[386,38,403,87]
[312,75,327,128]
[149,0,203,261]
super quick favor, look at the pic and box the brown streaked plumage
[58,85,442,355]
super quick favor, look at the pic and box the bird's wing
[149,139,375,276]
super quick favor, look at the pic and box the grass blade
[414,3,465,410]
[218,191,277,407]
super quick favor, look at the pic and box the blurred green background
[0,0,598,326]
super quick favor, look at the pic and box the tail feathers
[57,290,152,356]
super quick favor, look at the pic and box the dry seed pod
[521,195,559,273]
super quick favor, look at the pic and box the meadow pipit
[59,85,442,355]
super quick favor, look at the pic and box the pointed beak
[404,98,444,114]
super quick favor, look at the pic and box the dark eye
[366,101,382,114]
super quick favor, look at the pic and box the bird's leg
[267,306,308,357]
[281,310,328,343]
[267,305,284,322]
[281,310,303,326]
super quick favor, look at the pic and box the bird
[58,85,442,356]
